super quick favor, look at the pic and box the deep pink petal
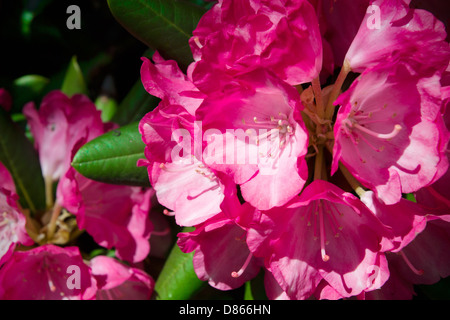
[23,90,104,182]
[333,62,447,204]
[247,180,390,299]
[178,212,260,291]
[90,255,154,300]
[0,244,97,300]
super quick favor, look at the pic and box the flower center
[341,106,402,162]
[249,113,295,154]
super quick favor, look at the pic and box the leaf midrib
[72,151,145,167]
[123,0,193,41]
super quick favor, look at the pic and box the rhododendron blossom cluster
[0,91,155,299]
[1,0,449,301]
[139,0,450,299]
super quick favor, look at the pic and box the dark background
[0,0,148,112]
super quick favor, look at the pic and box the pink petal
[90,255,154,300]
[57,168,153,263]
[345,0,450,73]
[0,244,97,300]
[333,62,447,204]
[247,180,390,299]
[140,53,204,115]
[0,187,33,266]
[197,68,309,210]
[178,212,260,291]
[23,90,104,182]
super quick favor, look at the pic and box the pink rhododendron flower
[0,163,33,266]
[139,102,234,227]
[136,0,450,300]
[246,180,390,299]
[90,255,154,300]
[23,90,105,183]
[393,217,450,285]
[363,216,450,299]
[344,0,450,73]
[139,52,237,226]
[0,244,97,300]
[178,206,260,291]
[333,62,448,204]
[57,167,153,263]
[24,90,154,264]
[190,0,322,91]
[197,68,309,210]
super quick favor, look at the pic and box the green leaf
[244,281,254,300]
[107,0,206,70]
[71,121,150,187]
[61,56,88,97]
[154,238,205,300]
[112,78,160,126]
[0,108,45,213]
[406,193,416,203]
[244,270,268,300]
[11,74,50,112]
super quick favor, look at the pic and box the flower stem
[44,176,54,209]
[314,145,324,181]
[47,202,62,241]
[339,162,366,197]
[312,77,325,118]
[324,60,351,120]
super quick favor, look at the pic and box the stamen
[231,253,253,278]
[43,257,57,292]
[318,203,329,262]
[193,36,203,49]
[353,123,402,140]
[151,227,171,237]
[186,184,220,200]
[399,251,424,276]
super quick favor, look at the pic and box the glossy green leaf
[71,121,150,187]
[0,108,45,213]
[154,238,205,300]
[61,56,88,97]
[107,0,206,70]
